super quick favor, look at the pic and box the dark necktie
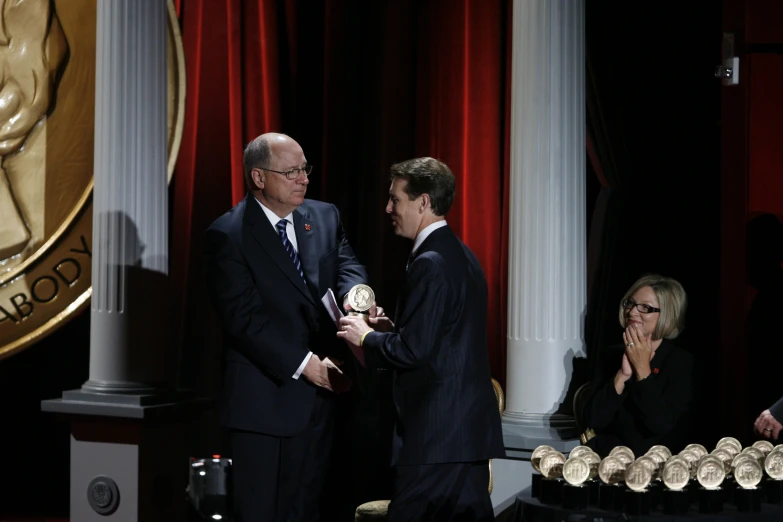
[276,219,306,283]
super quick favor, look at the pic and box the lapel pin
[304,224,311,231]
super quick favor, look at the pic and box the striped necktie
[276,219,306,283]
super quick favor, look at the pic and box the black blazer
[363,226,506,466]
[585,339,694,457]
[770,397,783,429]
[204,194,367,436]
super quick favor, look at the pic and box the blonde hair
[618,274,687,340]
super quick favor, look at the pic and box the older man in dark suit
[339,157,505,522]
[205,133,370,522]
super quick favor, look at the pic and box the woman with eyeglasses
[582,274,693,457]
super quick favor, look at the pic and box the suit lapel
[396,227,450,321]
[293,206,320,300]
[244,195,315,305]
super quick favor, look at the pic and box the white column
[82,0,170,394]
[504,0,586,439]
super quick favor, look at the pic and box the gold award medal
[625,461,652,492]
[667,455,688,467]
[612,450,633,467]
[598,456,625,485]
[765,450,783,480]
[720,443,740,458]
[732,453,754,472]
[663,459,690,490]
[0,0,185,359]
[569,445,592,459]
[742,447,765,464]
[531,445,555,472]
[610,446,635,460]
[697,456,726,490]
[563,456,590,486]
[684,443,708,458]
[649,445,672,459]
[645,450,666,469]
[635,455,661,481]
[734,458,763,489]
[716,437,742,453]
[752,440,774,455]
[540,451,566,479]
[710,448,733,474]
[636,456,659,481]
[581,451,601,480]
[346,284,375,313]
[678,449,699,477]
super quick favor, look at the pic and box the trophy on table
[537,451,566,505]
[530,445,554,499]
[597,455,626,511]
[561,446,599,509]
[733,454,764,512]
[695,454,726,514]
[662,456,691,514]
[765,446,783,503]
[623,459,653,516]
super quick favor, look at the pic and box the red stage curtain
[172,0,510,390]
[412,0,508,385]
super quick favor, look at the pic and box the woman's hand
[621,353,633,378]
[624,324,653,380]
[613,353,633,395]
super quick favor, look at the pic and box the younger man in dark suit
[339,157,505,522]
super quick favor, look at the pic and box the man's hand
[754,409,783,440]
[337,315,373,347]
[368,301,384,318]
[368,301,394,332]
[301,355,352,394]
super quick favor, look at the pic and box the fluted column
[82,0,169,394]
[504,0,585,438]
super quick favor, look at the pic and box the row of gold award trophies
[531,437,783,515]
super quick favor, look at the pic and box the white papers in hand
[321,288,366,368]
[322,288,344,328]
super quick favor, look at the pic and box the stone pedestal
[42,402,201,521]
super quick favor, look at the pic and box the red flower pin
[304,224,311,231]
[653,368,660,374]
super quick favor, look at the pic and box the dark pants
[388,461,494,522]
[230,391,334,522]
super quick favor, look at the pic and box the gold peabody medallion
[347,284,375,313]
[0,0,185,359]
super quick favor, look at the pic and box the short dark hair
[243,136,272,188]
[389,157,456,216]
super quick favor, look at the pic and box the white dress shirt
[255,198,312,379]
[411,220,448,256]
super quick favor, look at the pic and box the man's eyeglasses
[622,299,660,314]
[261,164,313,180]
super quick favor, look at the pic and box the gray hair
[243,135,273,189]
